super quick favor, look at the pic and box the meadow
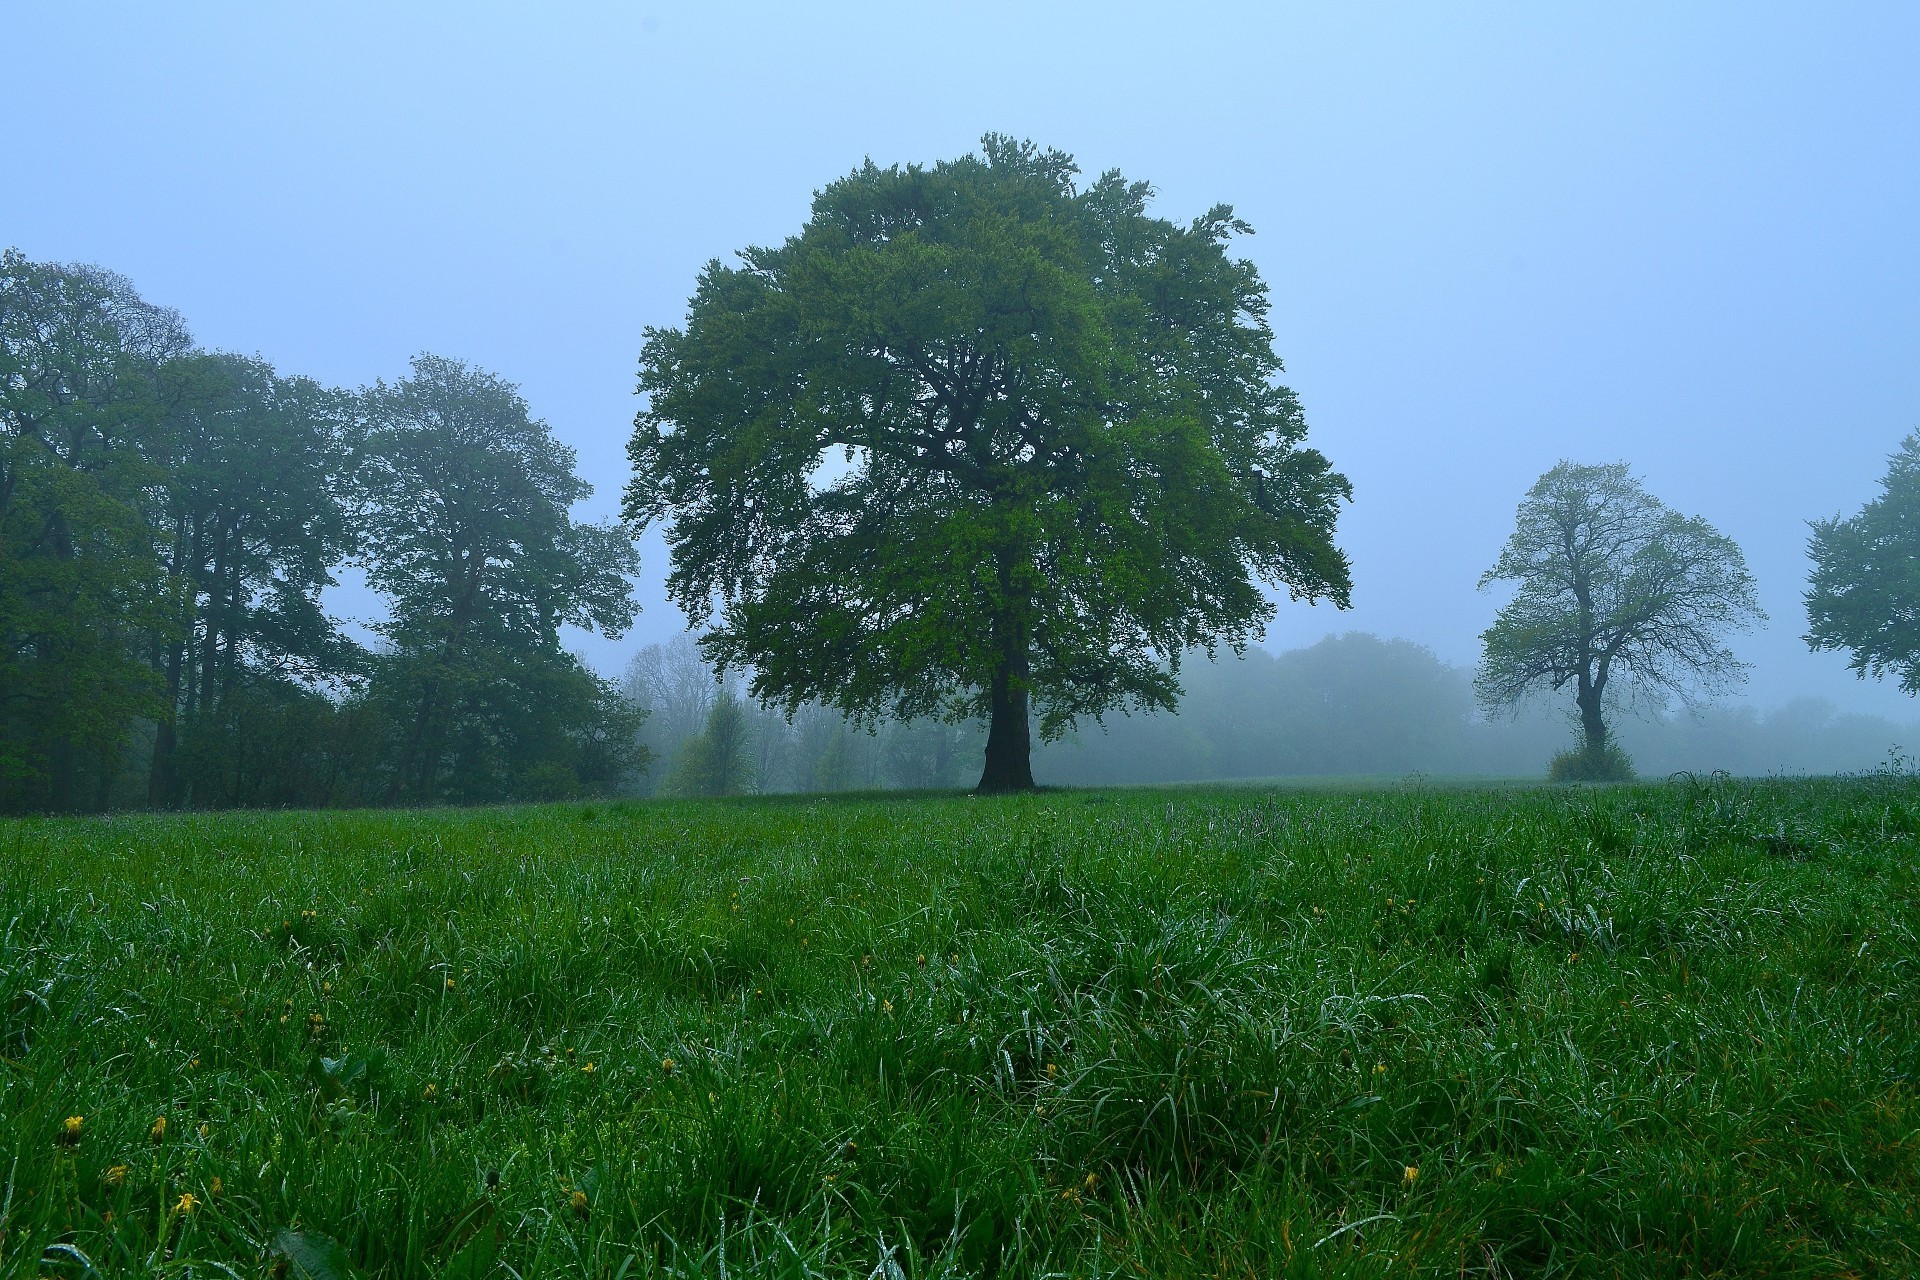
[2,774,1916,1278]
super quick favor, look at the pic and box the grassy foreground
[2,776,1917,1278]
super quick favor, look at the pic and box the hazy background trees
[611,629,1917,796]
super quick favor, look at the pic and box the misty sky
[6,4,1916,718]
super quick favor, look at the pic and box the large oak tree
[625,137,1352,791]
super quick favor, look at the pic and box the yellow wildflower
[61,1114,84,1144]
[1402,1165,1420,1186]
[581,1061,596,1075]
[104,1164,128,1187]
[570,1188,589,1219]
[660,1057,675,1074]
[174,1191,199,1214]
[150,1115,168,1143]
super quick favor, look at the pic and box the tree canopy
[1805,432,1920,695]
[1477,461,1764,772]
[625,136,1352,791]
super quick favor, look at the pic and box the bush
[1548,742,1635,782]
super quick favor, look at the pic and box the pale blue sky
[5,3,1916,715]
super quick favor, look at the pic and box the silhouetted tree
[1477,461,1763,775]
[1805,432,1920,695]
[626,136,1351,794]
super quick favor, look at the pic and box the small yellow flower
[61,1114,84,1143]
[1373,1063,1387,1077]
[1402,1165,1420,1186]
[581,1061,596,1074]
[660,1057,675,1074]
[104,1164,129,1187]
[150,1115,168,1143]
[569,1188,589,1219]
[1083,1172,1099,1192]
[916,954,927,968]
[1045,1062,1058,1078]
[423,1082,437,1100]
[174,1191,199,1214]
[198,1122,209,1139]
[208,1176,222,1196]
[445,977,456,990]
[881,999,894,1015]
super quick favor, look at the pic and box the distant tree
[626,136,1351,793]
[355,354,641,802]
[664,687,756,797]
[0,249,190,811]
[1805,432,1920,695]
[619,634,721,789]
[1476,461,1763,776]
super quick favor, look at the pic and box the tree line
[8,135,1917,810]
[0,251,643,814]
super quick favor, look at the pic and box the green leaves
[272,1228,358,1280]
[305,1047,388,1104]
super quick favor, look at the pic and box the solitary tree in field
[1805,432,1920,695]
[1476,462,1763,777]
[624,137,1352,792]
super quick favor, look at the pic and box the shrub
[1547,742,1635,782]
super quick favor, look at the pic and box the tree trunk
[976,650,1035,793]
[148,641,183,808]
[1575,676,1608,754]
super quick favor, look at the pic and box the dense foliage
[626,136,1352,793]
[0,251,642,813]
[4,777,1916,1276]
[1806,431,1920,695]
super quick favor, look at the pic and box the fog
[6,4,1916,733]
[625,631,1919,794]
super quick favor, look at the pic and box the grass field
[3,775,1917,1277]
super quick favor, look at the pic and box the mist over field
[619,630,1920,796]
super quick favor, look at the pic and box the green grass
[3,775,1917,1277]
